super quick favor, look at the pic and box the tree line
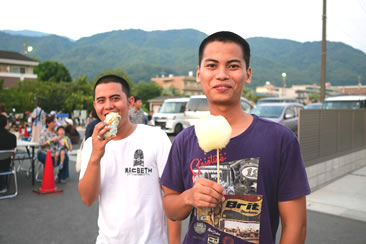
[0,62,165,118]
[0,60,264,121]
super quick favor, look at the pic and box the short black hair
[198,31,251,70]
[0,114,7,129]
[134,96,141,102]
[56,126,65,132]
[93,74,130,99]
[45,115,55,128]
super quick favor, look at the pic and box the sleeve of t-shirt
[155,128,172,178]
[278,136,311,201]
[79,137,93,180]
[160,134,186,193]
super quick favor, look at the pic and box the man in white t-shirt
[78,74,181,244]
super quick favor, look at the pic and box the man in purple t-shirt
[160,31,310,244]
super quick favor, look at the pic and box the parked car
[304,103,322,109]
[151,97,189,135]
[250,103,304,135]
[257,97,297,105]
[323,95,366,109]
[183,95,253,128]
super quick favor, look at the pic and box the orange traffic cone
[19,125,22,134]
[33,150,63,195]
[24,124,29,137]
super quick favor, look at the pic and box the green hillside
[1,29,365,88]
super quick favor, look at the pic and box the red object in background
[23,125,29,137]
[18,125,22,134]
[33,150,63,195]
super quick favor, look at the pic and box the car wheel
[174,124,183,135]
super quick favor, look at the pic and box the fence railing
[299,109,366,167]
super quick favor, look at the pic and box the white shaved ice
[195,115,232,153]
[103,112,121,139]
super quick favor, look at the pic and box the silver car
[251,103,304,135]
[183,95,253,128]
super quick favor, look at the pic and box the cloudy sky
[2,0,366,53]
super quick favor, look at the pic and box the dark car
[251,103,304,135]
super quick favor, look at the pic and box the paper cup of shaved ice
[103,112,121,139]
[194,115,232,153]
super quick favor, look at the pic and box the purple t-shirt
[160,115,310,244]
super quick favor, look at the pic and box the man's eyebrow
[95,96,105,100]
[203,58,242,64]
[227,59,242,64]
[203,58,218,63]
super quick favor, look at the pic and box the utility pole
[24,40,28,55]
[320,0,327,102]
[281,72,287,97]
[358,75,362,94]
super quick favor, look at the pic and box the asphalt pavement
[1,132,365,243]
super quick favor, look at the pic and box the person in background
[54,126,72,170]
[0,114,17,193]
[128,96,145,124]
[31,101,45,143]
[38,116,70,183]
[147,111,154,125]
[0,104,7,117]
[65,118,80,145]
[84,108,101,140]
[78,74,181,244]
[0,104,10,130]
[160,31,310,244]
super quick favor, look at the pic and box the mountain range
[1,29,365,88]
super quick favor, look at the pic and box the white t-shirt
[80,125,171,244]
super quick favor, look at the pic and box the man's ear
[245,67,252,85]
[128,96,135,109]
[196,65,200,83]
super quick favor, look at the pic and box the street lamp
[24,41,33,55]
[281,72,287,97]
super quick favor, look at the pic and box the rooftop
[0,50,37,62]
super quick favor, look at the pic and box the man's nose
[104,99,114,109]
[216,69,229,80]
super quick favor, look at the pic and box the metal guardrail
[299,109,366,167]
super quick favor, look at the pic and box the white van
[183,95,253,128]
[152,97,189,135]
[323,95,366,109]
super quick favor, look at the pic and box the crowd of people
[0,31,311,244]
[0,102,82,187]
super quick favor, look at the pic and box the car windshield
[159,102,186,113]
[187,98,209,111]
[323,101,361,109]
[257,99,296,104]
[251,105,284,118]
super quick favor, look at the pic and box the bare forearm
[280,224,306,244]
[278,196,307,244]
[78,156,101,206]
[167,219,181,244]
[163,190,193,221]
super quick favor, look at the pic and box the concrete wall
[306,148,366,191]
